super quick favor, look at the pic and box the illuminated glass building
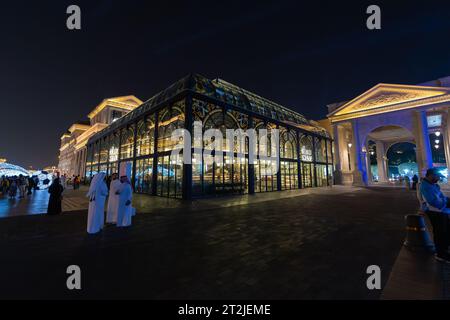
[86,74,333,199]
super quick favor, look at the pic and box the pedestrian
[86,172,108,234]
[404,175,410,189]
[27,177,34,195]
[106,175,112,191]
[47,178,64,215]
[2,177,10,196]
[412,174,419,190]
[18,175,27,198]
[61,174,67,190]
[106,173,120,224]
[116,163,134,228]
[419,168,450,263]
[9,178,17,199]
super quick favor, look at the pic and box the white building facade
[58,96,143,178]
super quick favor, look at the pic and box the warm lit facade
[324,76,450,185]
[85,74,333,199]
[58,96,143,177]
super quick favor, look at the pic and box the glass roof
[89,74,329,143]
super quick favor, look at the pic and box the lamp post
[347,143,352,171]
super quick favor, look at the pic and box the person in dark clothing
[419,168,450,263]
[47,178,64,215]
[106,175,112,191]
[412,174,419,190]
[27,177,34,195]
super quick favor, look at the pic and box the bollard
[403,214,435,252]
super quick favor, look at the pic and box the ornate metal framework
[85,74,333,199]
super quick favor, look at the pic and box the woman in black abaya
[47,178,64,215]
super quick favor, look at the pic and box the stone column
[443,111,450,184]
[416,110,433,176]
[375,141,388,182]
[365,144,373,183]
[351,120,368,186]
[332,124,343,184]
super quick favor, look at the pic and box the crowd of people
[46,165,135,235]
[0,175,39,199]
[1,169,134,235]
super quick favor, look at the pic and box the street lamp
[347,143,352,171]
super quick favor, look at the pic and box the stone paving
[0,185,419,299]
[0,185,358,217]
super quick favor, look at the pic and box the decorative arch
[354,110,416,151]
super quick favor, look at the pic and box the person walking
[9,178,17,199]
[18,175,27,198]
[27,177,34,195]
[47,178,64,215]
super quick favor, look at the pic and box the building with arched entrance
[323,76,450,185]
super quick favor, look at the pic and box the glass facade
[85,74,333,199]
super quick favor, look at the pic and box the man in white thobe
[116,175,133,227]
[86,172,108,234]
[106,173,120,224]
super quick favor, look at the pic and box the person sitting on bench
[419,167,450,263]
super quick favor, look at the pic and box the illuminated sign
[427,115,442,128]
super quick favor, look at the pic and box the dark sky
[1,0,450,169]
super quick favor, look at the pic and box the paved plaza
[0,186,420,299]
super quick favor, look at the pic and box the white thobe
[106,180,121,224]
[87,182,108,234]
[117,183,133,227]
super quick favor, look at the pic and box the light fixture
[362,146,367,153]
[435,132,441,137]
[348,143,352,148]
[435,139,440,144]
[435,144,439,149]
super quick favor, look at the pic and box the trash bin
[403,214,435,252]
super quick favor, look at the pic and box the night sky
[1,0,450,169]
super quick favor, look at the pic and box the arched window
[120,126,135,160]
[100,137,109,163]
[315,137,326,163]
[281,130,297,159]
[136,115,155,157]
[204,110,239,151]
[157,104,185,152]
[109,132,120,162]
[300,135,313,162]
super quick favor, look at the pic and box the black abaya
[47,183,64,215]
